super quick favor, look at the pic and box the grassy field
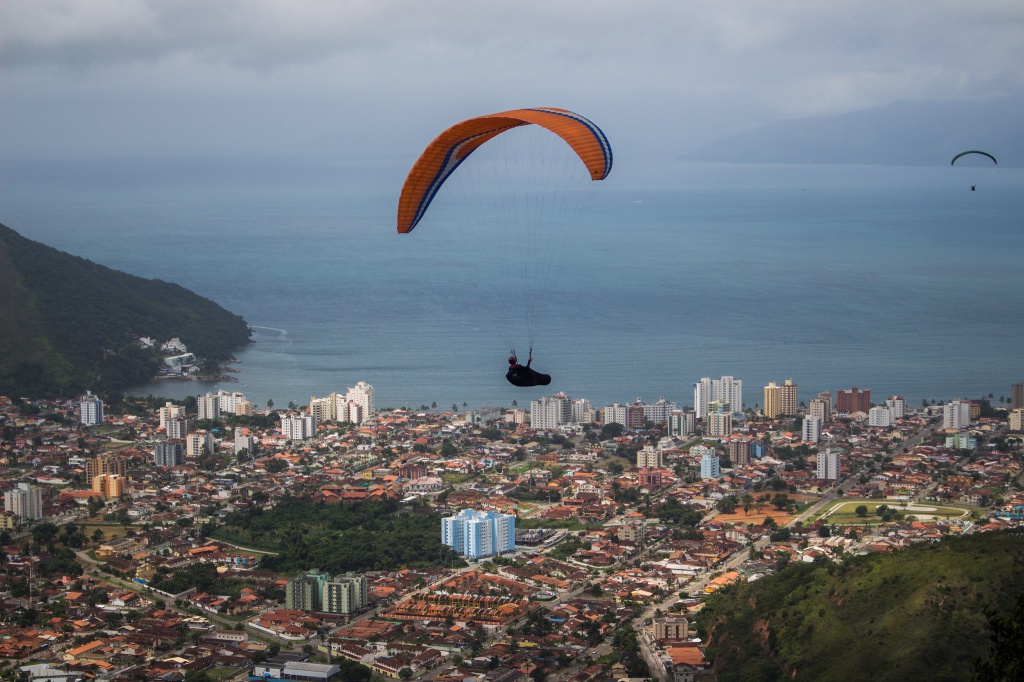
[815,499,970,525]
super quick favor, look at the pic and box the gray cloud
[2,0,1023,160]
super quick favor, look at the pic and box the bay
[2,156,1021,411]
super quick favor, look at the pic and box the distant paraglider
[951,150,996,191]
[950,150,997,166]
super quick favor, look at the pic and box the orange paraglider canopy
[397,107,612,234]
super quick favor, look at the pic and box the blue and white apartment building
[441,509,516,560]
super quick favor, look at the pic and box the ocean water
[2,156,1022,411]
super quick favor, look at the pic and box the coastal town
[1,377,1023,682]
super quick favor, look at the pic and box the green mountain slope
[0,222,250,397]
[695,530,1023,682]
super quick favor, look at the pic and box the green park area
[812,499,970,525]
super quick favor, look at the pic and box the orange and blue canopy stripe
[397,107,612,234]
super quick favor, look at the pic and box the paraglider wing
[951,150,997,166]
[397,107,612,234]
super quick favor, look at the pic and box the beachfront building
[197,392,219,420]
[154,439,185,467]
[943,400,971,429]
[80,391,104,426]
[4,482,43,521]
[532,394,574,429]
[604,402,627,427]
[1013,382,1024,410]
[763,383,782,419]
[694,376,742,418]
[764,379,798,418]
[886,396,906,419]
[836,387,871,415]
[694,379,712,420]
[281,414,316,441]
[700,452,720,479]
[346,382,375,423]
[1010,409,1024,433]
[668,409,696,436]
[441,509,515,560]
[816,449,840,480]
[802,416,822,443]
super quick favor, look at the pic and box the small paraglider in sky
[951,150,996,190]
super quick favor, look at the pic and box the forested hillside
[0,222,249,397]
[695,530,1024,682]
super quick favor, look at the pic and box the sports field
[815,500,970,525]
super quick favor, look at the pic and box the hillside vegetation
[0,222,250,397]
[695,530,1024,682]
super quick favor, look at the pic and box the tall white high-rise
[345,382,375,424]
[668,410,696,436]
[5,482,43,520]
[604,402,628,426]
[802,416,822,443]
[80,391,104,426]
[197,392,220,420]
[441,509,515,559]
[158,401,185,429]
[816,449,840,480]
[712,376,743,414]
[943,400,971,429]
[571,398,593,424]
[215,390,249,415]
[868,406,893,427]
[694,378,713,419]
[166,417,189,440]
[532,394,573,429]
[886,396,906,419]
[281,415,316,441]
[642,397,677,424]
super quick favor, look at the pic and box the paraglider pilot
[506,349,551,387]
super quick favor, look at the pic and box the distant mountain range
[683,96,1023,166]
[0,223,250,398]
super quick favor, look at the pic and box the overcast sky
[3,0,1023,168]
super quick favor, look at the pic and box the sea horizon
[2,156,1022,412]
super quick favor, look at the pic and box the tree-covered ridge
[0,222,249,397]
[695,530,1024,682]
[211,497,467,575]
